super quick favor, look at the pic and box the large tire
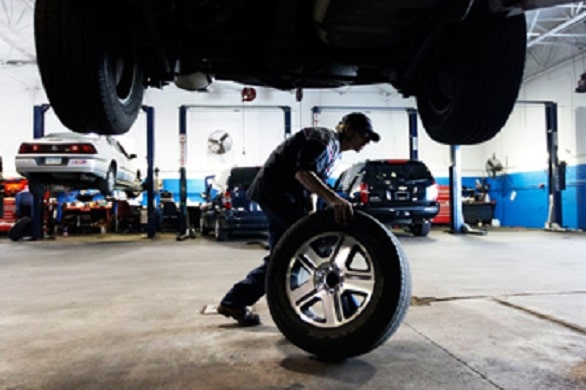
[411,219,431,237]
[34,0,144,135]
[99,165,116,196]
[9,217,33,242]
[415,8,526,145]
[266,209,411,360]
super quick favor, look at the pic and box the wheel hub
[314,263,344,291]
[286,232,377,328]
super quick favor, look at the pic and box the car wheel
[34,0,144,135]
[9,217,33,242]
[214,218,229,241]
[99,165,116,196]
[266,209,411,360]
[415,8,526,145]
[411,219,431,237]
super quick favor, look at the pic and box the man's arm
[294,170,353,225]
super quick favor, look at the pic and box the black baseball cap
[340,112,380,142]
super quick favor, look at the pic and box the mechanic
[217,112,380,326]
[14,186,33,219]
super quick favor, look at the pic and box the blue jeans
[220,203,305,308]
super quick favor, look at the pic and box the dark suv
[199,166,268,241]
[333,159,439,236]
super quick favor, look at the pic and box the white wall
[0,66,454,182]
[4,54,584,183]
[483,53,586,175]
[139,83,456,181]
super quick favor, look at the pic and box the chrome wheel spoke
[296,250,319,272]
[322,289,344,326]
[290,279,318,307]
[287,232,375,329]
[343,270,375,295]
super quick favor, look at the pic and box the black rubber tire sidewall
[412,220,431,237]
[415,11,526,145]
[99,166,115,196]
[266,209,411,360]
[35,0,144,135]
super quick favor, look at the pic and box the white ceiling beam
[527,10,586,47]
[0,28,35,60]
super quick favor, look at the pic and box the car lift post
[31,104,158,239]
[544,101,564,230]
[407,108,419,161]
[177,104,292,240]
[448,145,485,234]
[311,106,419,160]
[142,105,158,238]
[30,104,51,240]
[517,100,564,231]
[177,105,196,241]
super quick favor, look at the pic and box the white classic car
[15,132,143,197]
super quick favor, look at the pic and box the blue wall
[160,163,586,230]
[436,163,586,230]
[161,178,206,204]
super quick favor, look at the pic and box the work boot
[217,304,261,327]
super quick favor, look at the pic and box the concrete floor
[0,227,585,389]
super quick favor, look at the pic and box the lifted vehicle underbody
[34,0,575,144]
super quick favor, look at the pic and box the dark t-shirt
[248,127,340,215]
[15,190,33,218]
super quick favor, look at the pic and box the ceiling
[0,1,584,87]
[525,1,586,79]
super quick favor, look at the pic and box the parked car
[33,1,571,144]
[333,159,439,236]
[15,132,143,197]
[199,166,269,241]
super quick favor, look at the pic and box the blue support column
[142,105,157,238]
[517,100,565,231]
[311,106,321,126]
[178,105,189,238]
[282,106,292,137]
[33,104,50,139]
[407,108,418,161]
[449,145,464,233]
[31,104,51,240]
[545,101,563,229]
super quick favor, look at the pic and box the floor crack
[492,298,586,335]
[411,290,586,306]
[410,293,586,335]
